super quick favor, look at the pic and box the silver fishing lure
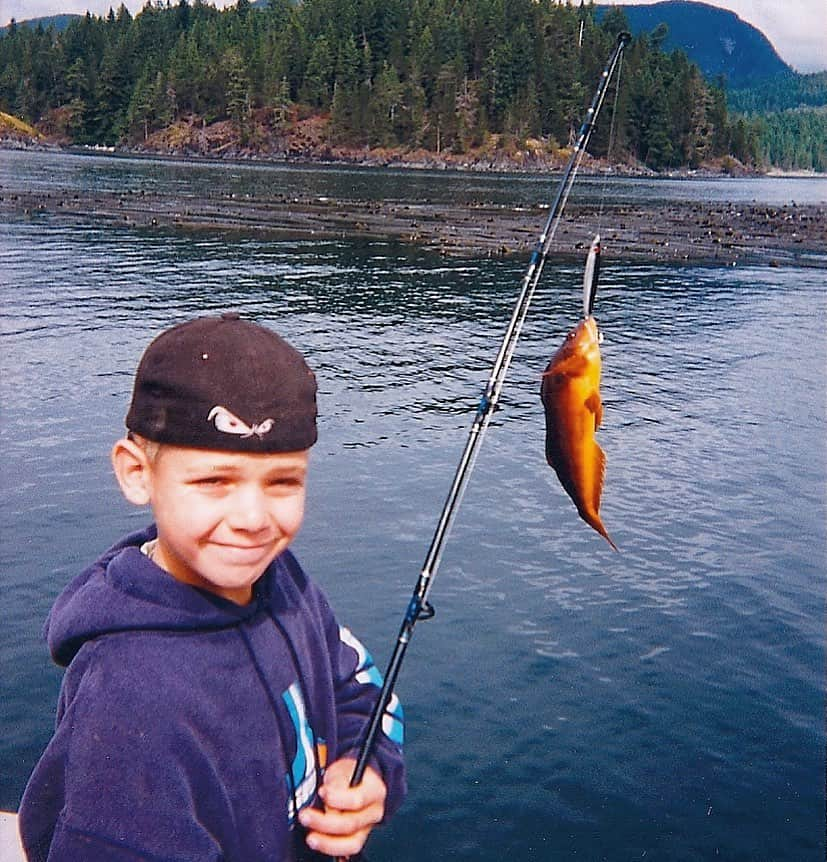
[582,234,601,318]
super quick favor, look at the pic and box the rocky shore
[2,124,824,266]
[4,177,824,267]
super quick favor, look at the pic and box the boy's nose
[228,485,270,532]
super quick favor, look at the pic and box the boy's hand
[299,758,387,858]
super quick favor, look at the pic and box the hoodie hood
[46,525,264,667]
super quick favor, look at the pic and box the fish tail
[600,525,619,552]
[581,509,618,551]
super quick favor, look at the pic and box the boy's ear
[111,437,153,506]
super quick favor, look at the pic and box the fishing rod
[350,30,632,788]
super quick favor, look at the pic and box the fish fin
[546,434,617,550]
[577,442,617,550]
[544,432,584,518]
[585,392,603,429]
[589,440,607,511]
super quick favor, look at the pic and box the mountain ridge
[3,12,79,31]
[596,1,792,86]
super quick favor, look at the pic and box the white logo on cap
[207,406,275,439]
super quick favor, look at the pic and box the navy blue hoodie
[19,526,405,861]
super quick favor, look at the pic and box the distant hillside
[596,1,792,86]
[728,71,827,114]
[2,13,80,33]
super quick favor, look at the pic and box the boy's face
[137,445,309,605]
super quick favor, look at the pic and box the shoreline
[2,146,825,266]
[41,141,827,181]
[1,135,766,179]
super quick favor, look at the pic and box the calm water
[1,151,825,861]
[4,147,827,207]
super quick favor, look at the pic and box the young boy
[19,313,406,861]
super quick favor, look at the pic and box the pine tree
[685,68,712,168]
[331,34,362,144]
[301,36,335,108]
[225,48,251,142]
[708,84,730,158]
[125,66,157,140]
[368,60,404,146]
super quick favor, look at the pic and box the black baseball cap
[125,313,317,452]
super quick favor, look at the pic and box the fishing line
[343,32,633,808]
[597,47,625,235]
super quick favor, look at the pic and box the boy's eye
[193,476,229,487]
[267,476,303,490]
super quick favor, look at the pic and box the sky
[2,0,826,73]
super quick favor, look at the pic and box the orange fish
[540,316,617,550]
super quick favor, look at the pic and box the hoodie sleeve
[324,611,407,821]
[20,640,225,862]
[274,550,406,821]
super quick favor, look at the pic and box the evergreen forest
[1,0,824,171]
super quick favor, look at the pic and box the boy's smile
[119,442,309,605]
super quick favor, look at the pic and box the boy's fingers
[320,780,385,812]
[303,826,370,859]
[298,760,386,854]
[299,802,383,835]
[318,762,386,812]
